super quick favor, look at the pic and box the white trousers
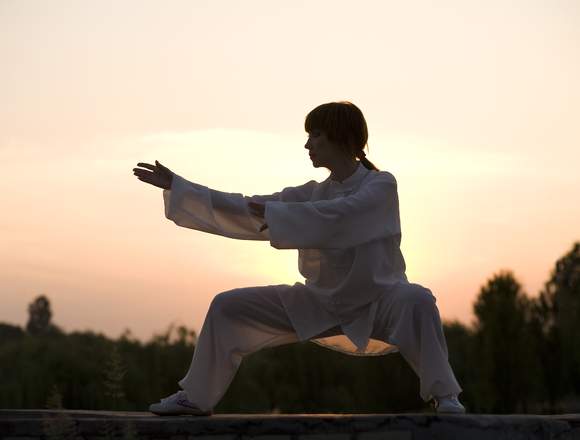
[178,283,463,412]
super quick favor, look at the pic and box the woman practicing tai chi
[133,101,466,415]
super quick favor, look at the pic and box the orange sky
[1,0,579,342]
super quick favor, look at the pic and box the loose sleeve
[264,173,401,249]
[162,173,317,241]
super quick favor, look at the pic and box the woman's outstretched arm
[133,161,317,241]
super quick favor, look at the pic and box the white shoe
[149,390,212,416]
[434,393,466,414]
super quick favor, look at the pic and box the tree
[472,270,541,412]
[0,323,24,343]
[102,344,127,410]
[26,295,53,335]
[536,241,580,407]
[442,320,477,408]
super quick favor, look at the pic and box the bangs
[304,105,330,133]
[304,101,368,152]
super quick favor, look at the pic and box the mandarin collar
[325,161,369,190]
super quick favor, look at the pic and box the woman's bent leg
[178,285,300,412]
[372,282,463,402]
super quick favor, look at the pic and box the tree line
[0,241,578,414]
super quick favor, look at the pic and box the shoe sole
[150,409,213,416]
[149,404,212,416]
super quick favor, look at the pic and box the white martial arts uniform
[162,161,463,411]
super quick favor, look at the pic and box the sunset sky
[1,0,579,342]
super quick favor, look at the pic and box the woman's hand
[248,201,268,232]
[247,201,265,218]
[133,160,174,190]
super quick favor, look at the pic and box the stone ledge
[1,410,579,440]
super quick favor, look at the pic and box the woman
[132,101,465,415]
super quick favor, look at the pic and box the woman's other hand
[248,201,268,232]
[247,201,265,218]
[133,160,174,190]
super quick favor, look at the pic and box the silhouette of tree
[0,323,24,343]
[537,241,580,407]
[472,270,540,412]
[527,291,557,411]
[442,320,477,407]
[102,344,127,410]
[42,383,79,440]
[26,295,53,335]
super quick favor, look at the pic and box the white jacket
[162,161,409,356]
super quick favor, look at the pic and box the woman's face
[304,129,347,168]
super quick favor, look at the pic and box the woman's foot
[149,390,213,416]
[433,393,466,414]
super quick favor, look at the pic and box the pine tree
[102,344,127,410]
[42,384,80,440]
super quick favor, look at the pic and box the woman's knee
[402,284,437,310]
[209,288,244,318]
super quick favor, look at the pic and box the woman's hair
[304,101,379,171]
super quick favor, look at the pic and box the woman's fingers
[132,167,169,188]
[134,161,172,189]
[133,168,155,178]
[135,161,173,177]
[133,169,155,181]
[136,162,156,171]
[249,202,265,210]
[247,201,266,218]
